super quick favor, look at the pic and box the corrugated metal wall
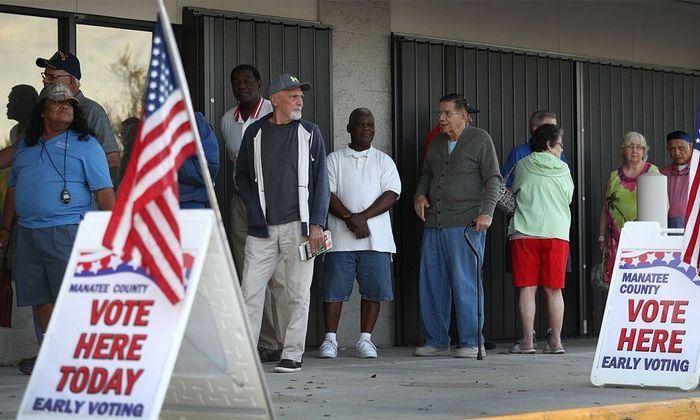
[180,7,333,345]
[579,63,700,335]
[393,34,700,343]
[392,35,578,344]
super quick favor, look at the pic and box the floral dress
[604,161,659,282]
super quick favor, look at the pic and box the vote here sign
[18,212,211,419]
[592,223,700,390]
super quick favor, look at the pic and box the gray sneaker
[413,345,451,357]
[318,339,338,358]
[455,346,486,358]
[355,339,378,358]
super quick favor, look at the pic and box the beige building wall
[3,1,699,69]
[390,0,700,70]
[319,0,394,349]
[0,0,318,24]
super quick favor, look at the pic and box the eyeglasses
[623,144,645,151]
[41,72,71,81]
[435,111,463,118]
[555,142,564,148]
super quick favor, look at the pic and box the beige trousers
[241,221,315,362]
[231,194,288,349]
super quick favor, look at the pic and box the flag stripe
[109,121,194,251]
[140,204,182,282]
[130,223,182,303]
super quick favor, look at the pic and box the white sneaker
[318,339,338,358]
[355,339,378,358]
[413,345,451,357]
[455,346,486,358]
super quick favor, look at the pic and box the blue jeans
[419,227,485,349]
[669,217,685,228]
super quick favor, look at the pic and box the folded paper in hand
[299,230,332,261]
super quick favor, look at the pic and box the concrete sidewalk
[1,338,698,419]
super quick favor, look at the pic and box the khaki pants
[241,221,315,362]
[231,194,287,349]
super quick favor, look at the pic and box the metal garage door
[579,62,699,335]
[392,34,577,343]
[180,7,333,345]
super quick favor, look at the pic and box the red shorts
[511,238,569,289]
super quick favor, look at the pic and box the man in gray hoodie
[413,93,501,358]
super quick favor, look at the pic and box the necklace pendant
[61,188,71,204]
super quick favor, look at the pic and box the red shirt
[423,123,441,158]
[661,163,690,219]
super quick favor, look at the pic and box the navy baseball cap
[666,130,691,143]
[36,50,81,80]
[269,73,311,94]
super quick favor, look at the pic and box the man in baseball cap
[36,51,82,80]
[235,73,329,373]
[269,73,311,94]
[36,50,119,169]
[662,130,693,229]
[0,50,119,171]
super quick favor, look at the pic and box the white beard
[291,110,302,120]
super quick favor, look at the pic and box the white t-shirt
[326,145,401,253]
[220,97,273,161]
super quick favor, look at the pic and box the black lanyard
[41,130,71,204]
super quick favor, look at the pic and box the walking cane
[464,222,483,360]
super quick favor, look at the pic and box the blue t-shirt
[501,141,568,187]
[178,112,220,207]
[448,140,457,155]
[9,129,113,229]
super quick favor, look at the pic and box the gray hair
[529,110,557,134]
[619,131,649,161]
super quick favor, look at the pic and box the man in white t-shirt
[318,108,401,359]
[220,64,287,363]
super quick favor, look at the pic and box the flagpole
[155,0,223,223]
[151,3,276,413]
[153,0,251,288]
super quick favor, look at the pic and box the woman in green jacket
[508,124,574,355]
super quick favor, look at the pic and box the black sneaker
[258,347,282,363]
[18,356,37,375]
[274,359,302,373]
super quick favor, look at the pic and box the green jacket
[508,152,574,241]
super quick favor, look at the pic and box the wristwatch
[598,235,605,242]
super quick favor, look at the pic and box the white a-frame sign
[18,210,275,419]
[591,222,700,391]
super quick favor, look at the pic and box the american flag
[682,84,700,270]
[102,14,196,304]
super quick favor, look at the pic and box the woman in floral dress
[597,132,659,283]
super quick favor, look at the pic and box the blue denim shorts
[14,224,78,306]
[321,251,393,302]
